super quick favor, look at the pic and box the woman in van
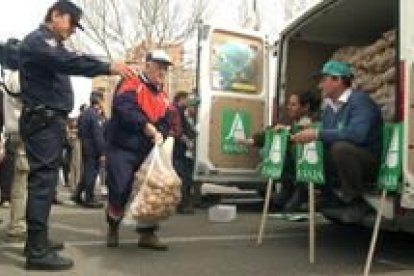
[241,91,320,211]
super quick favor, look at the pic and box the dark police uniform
[18,24,110,260]
[76,105,105,204]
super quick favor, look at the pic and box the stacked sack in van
[331,30,396,121]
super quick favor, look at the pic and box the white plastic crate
[208,204,237,223]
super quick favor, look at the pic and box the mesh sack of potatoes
[129,137,182,224]
[371,84,396,121]
[330,29,396,121]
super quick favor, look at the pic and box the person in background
[105,49,173,250]
[18,0,134,270]
[66,118,82,200]
[0,89,2,224]
[79,103,88,114]
[169,91,197,214]
[0,83,13,209]
[96,104,108,197]
[0,136,13,208]
[72,92,105,208]
[1,72,28,242]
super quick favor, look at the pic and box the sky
[0,0,90,116]
[0,0,318,115]
[0,0,55,39]
[0,0,294,49]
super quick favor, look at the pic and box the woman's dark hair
[294,90,320,113]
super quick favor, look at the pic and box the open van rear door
[194,24,274,184]
[401,0,414,208]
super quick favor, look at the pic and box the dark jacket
[106,74,171,156]
[78,106,105,157]
[170,104,197,160]
[19,25,110,113]
[320,90,383,158]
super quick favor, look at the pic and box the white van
[195,0,414,231]
[194,24,275,194]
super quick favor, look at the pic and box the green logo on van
[221,109,251,154]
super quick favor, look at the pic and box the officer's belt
[22,105,67,119]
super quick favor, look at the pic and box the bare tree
[282,0,319,21]
[73,0,209,61]
[238,0,261,31]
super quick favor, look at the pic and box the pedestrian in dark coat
[72,92,105,208]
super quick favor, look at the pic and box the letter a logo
[269,135,281,164]
[299,142,318,165]
[225,112,246,141]
[386,128,400,169]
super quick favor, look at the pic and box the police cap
[51,0,84,31]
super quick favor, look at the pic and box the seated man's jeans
[324,141,379,203]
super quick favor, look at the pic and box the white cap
[145,49,173,66]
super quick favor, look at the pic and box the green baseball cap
[320,60,353,77]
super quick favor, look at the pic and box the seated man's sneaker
[340,199,373,224]
[316,192,345,211]
[323,199,372,224]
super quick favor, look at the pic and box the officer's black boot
[106,214,120,247]
[24,240,64,256]
[26,231,73,271]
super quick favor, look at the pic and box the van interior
[278,0,398,121]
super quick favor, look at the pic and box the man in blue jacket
[105,49,172,250]
[18,0,134,271]
[73,92,105,208]
[291,60,383,223]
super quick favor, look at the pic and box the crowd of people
[0,0,386,273]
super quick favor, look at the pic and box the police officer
[105,49,172,250]
[18,0,134,271]
[73,91,105,208]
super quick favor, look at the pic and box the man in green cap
[291,60,383,224]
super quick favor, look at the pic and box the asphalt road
[1,188,414,276]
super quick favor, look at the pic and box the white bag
[129,137,182,223]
